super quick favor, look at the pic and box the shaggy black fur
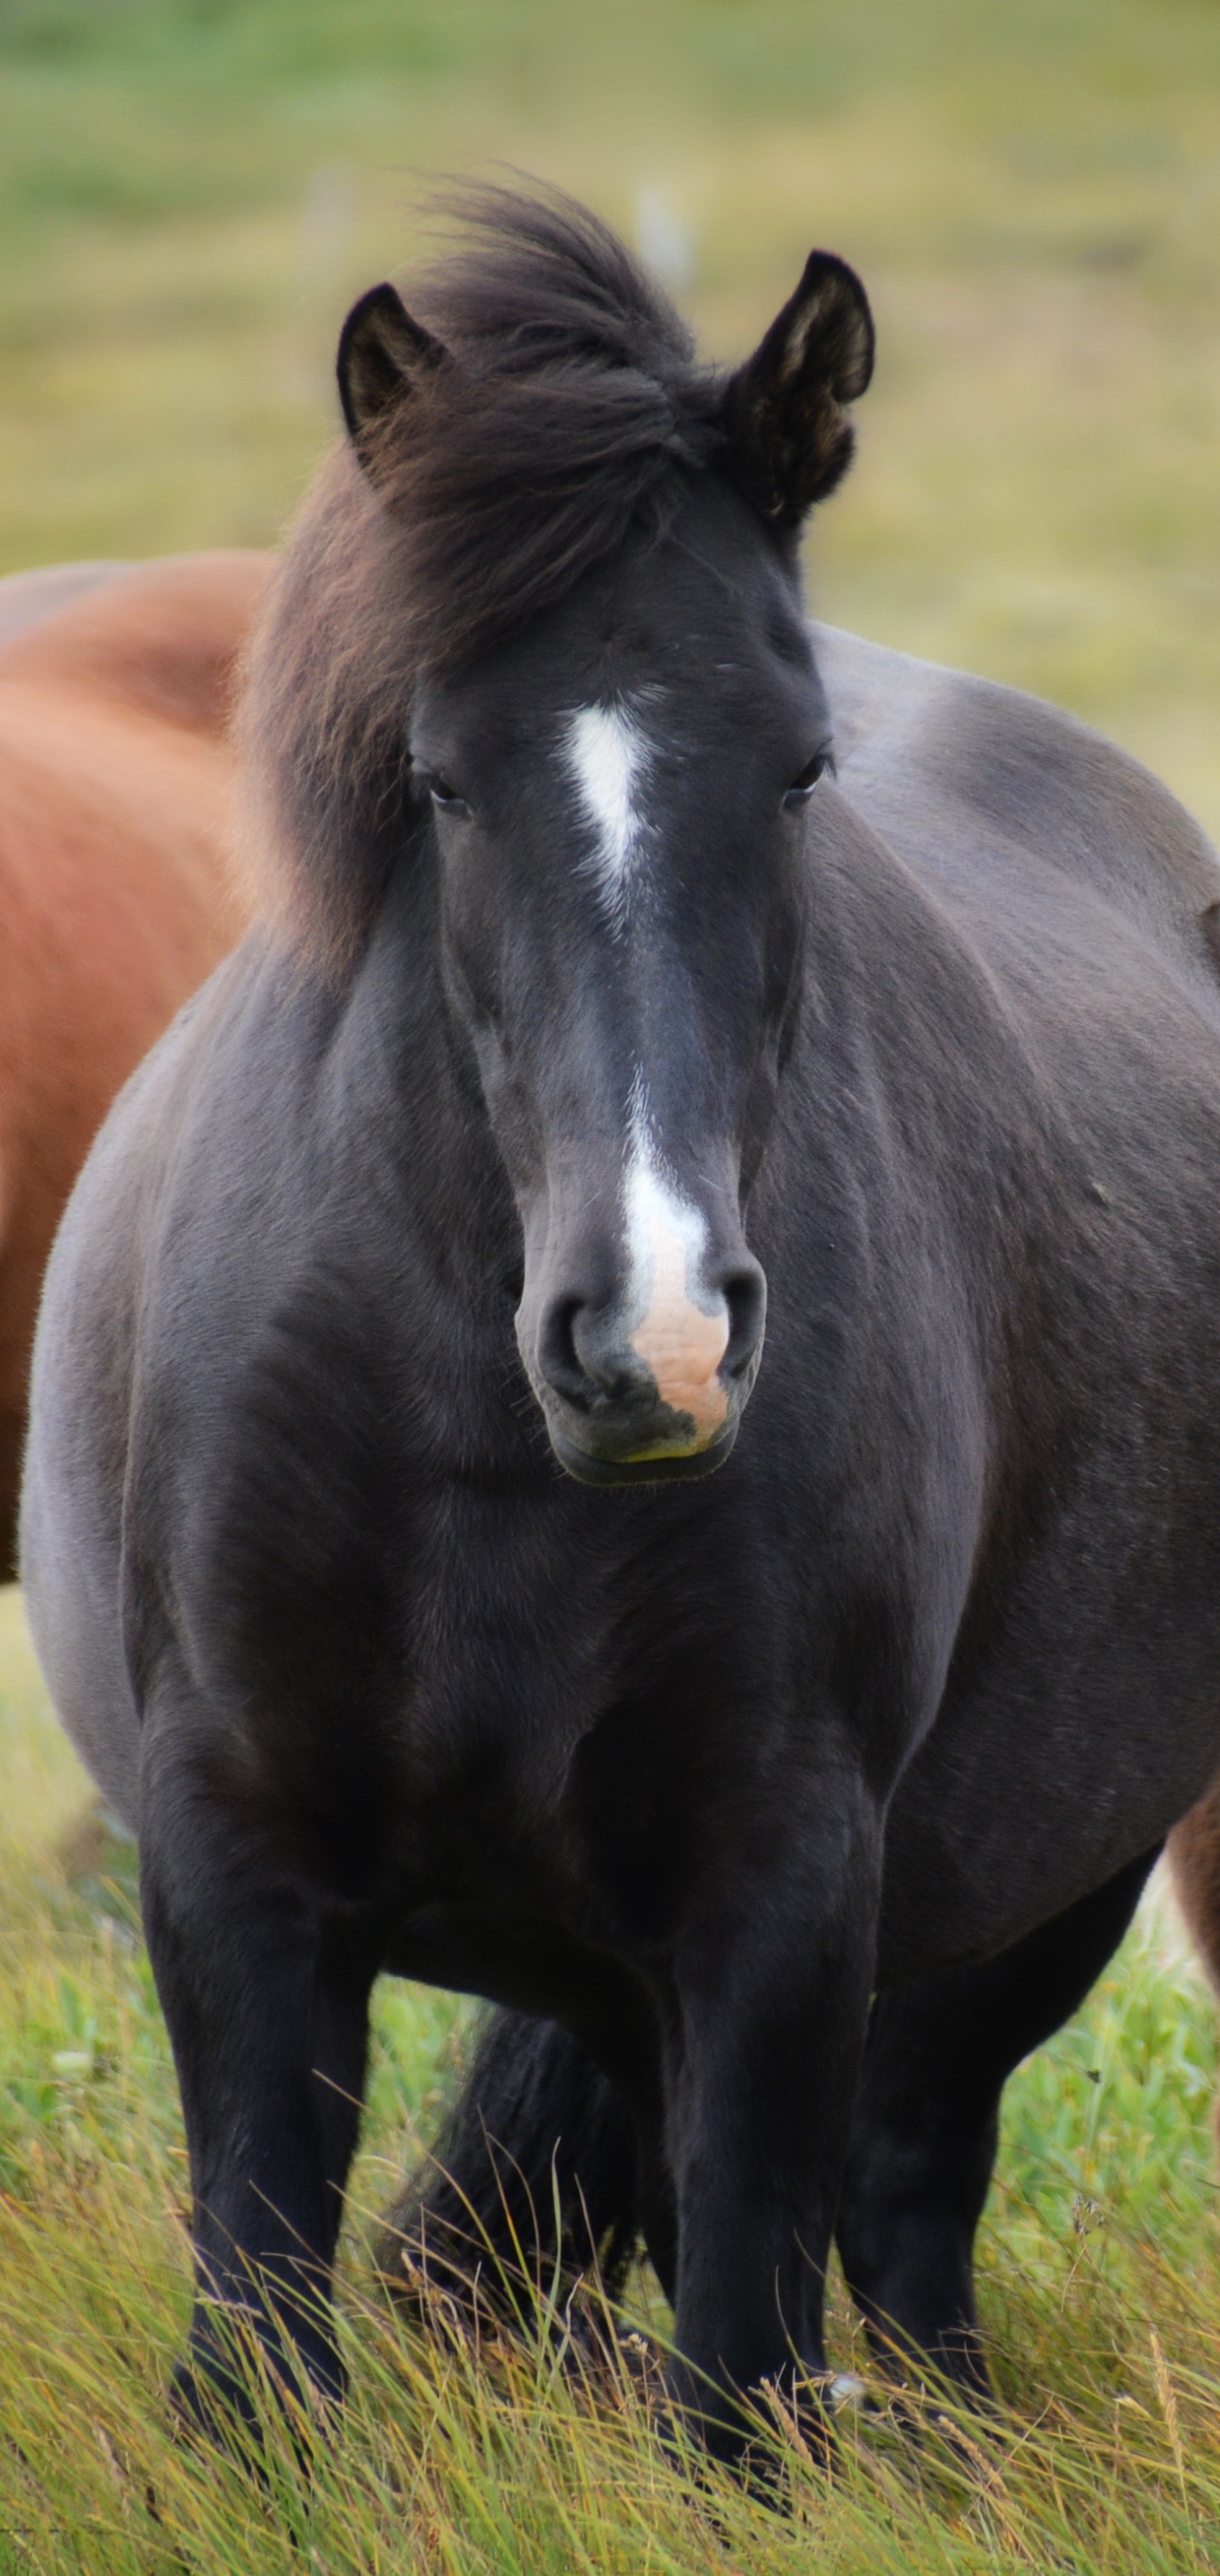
[343,186,720,675]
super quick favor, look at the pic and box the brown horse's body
[0,552,272,1572]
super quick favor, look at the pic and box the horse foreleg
[835,1846,1158,2392]
[140,1731,380,2434]
[662,1774,880,2459]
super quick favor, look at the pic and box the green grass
[4,0,1220,829]
[4,1580,1220,2571]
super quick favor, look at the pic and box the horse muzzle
[520,1248,767,1488]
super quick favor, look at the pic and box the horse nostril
[538,1296,590,1407]
[722,1266,766,1380]
[538,1295,649,1412]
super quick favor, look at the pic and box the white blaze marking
[623,1074,729,1451]
[563,702,649,928]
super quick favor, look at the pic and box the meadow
[5,0,1220,2565]
[6,0,1220,824]
[4,1593,1220,2573]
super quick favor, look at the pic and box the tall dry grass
[3,1591,1220,2570]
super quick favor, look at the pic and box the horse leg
[835,1846,1159,2393]
[1168,1785,1220,1982]
[661,1781,880,2456]
[140,1736,380,2429]
[1167,1785,1220,2148]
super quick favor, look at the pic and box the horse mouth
[549,1422,739,1487]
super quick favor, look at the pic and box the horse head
[272,191,873,1484]
[396,492,840,1484]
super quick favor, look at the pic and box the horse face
[413,477,829,1483]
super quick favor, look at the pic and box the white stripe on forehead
[562,702,650,929]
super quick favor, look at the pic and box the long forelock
[237,184,733,974]
[360,184,726,675]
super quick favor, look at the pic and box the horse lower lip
[550,1424,739,1486]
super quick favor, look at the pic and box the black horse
[21,186,1220,2455]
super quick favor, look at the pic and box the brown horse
[0,551,272,1574]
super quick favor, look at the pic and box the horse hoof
[169,2326,343,2465]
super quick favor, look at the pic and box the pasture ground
[4,0,1220,835]
[7,1,1220,2567]
[3,1587,1220,2571]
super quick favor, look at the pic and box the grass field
[4,1583,1220,2573]
[4,0,1220,827]
[6,0,1220,2565]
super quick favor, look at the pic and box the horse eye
[784,751,831,806]
[425,773,470,816]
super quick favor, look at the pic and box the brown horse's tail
[1167,1783,1220,2142]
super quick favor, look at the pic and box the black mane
[354,183,726,677]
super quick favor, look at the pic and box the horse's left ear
[336,282,446,447]
[721,252,874,528]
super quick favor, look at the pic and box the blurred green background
[3,0,1220,832]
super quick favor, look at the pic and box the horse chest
[381,1477,784,1937]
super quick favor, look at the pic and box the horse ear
[336,282,446,447]
[721,251,874,528]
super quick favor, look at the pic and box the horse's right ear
[336,283,446,448]
[721,251,874,529]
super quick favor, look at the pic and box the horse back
[0,551,272,735]
[817,621,1220,1010]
